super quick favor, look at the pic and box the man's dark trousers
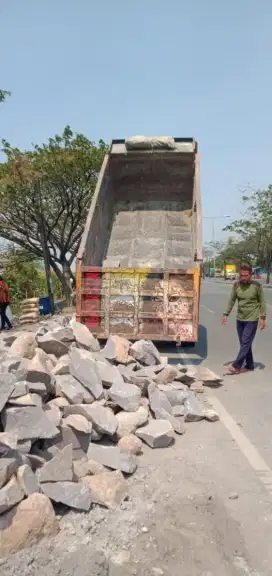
[0,303,12,330]
[233,320,258,370]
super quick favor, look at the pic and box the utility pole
[36,180,55,315]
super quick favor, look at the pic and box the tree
[0,127,108,299]
[0,90,10,103]
[0,245,63,311]
[224,186,272,283]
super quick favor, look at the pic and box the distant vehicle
[225,264,236,280]
[214,268,222,277]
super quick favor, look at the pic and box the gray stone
[0,373,15,412]
[172,405,185,417]
[51,326,75,343]
[48,397,70,409]
[42,481,92,511]
[0,433,18,450]
[52,355,70,376]
[0,476,24,515]
[204,409,220,422]
[71,321,100,352]
[190,381,204,393]
[28,381,48,397]
[91,428,103,442]
[109,380,141,412]
[0,357,22,373]
[16,362,55,395]
[154,406,186,435]
[135,365,165,377]
[102,335,130,364]
[118,434,143,455]
[56,374,94,404]
[37,332,69,358]
[82,470,127,509]
[197,366,222,384]
[136,420,174,448]
[10,381,28,398]
[129,375,152,395]
[8,393,42,407]
[64,414,93,434]
[44,404,62,427]
[154,365,180,384]
[148,382,172,415]
[3,406,59,441]
[130,339,161,366]
[69,348,104,400]
[16,464,40,495]
[37,444,73,483]
[184,393,206,422]
[87,444,137,474]
[96,360,124,388]
[64,403,118,436]
[116,406,149,438]
[158,387,189,406]
[178,366,197,383]
[17,439,32,454]
[72,458,106,480]
[49,425,91,460]
[0,458,19,489]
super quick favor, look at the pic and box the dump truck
[76,136,202,343]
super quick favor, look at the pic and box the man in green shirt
[222,263,266,374]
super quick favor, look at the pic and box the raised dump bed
[76,136,202,342]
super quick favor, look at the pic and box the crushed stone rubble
[0,318,222,560]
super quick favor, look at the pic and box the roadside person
[221,263,266,373]
[0,275,12,330]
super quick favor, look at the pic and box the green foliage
[0,127,108,297]
[0,247,63,313]
[224,186,272,281]
[0,90,10,103]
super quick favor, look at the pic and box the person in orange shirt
[0,275,12,330]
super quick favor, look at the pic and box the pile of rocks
[0,318,222,557]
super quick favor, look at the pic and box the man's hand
[221,315,227,325]
[259,318,266,330]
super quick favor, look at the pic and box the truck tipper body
[76,136,202,343]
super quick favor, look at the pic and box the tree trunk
[50,260,72,305]
[266,265,271,285]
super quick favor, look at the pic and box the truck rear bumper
[76,264,201,343]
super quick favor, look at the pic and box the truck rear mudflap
[76,264,201,343]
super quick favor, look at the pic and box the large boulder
[0,493,59,557]
[87,443,137,474]
[136,420,174,448]
[130,340,161,366]
[102,335,130,364]
[10,332,36,360]
[69,348,104,400]
[115,406,149,438]
[108,380,141,412]
[81,470,127,509]
[36,444,73,483]
[64,403,118,436]
[0,475,24,515]
[41,481,92,511]
[71,321,100,352]
[37,332,69,358]
[2,406,59,441]
[56,374,94,404]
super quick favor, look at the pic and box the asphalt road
[157,279,272,575]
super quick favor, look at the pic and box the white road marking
[200,304,215,314]
[177,349,272,497]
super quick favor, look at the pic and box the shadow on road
[158,324,208,367]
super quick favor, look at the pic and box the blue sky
[1,0,272,243]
